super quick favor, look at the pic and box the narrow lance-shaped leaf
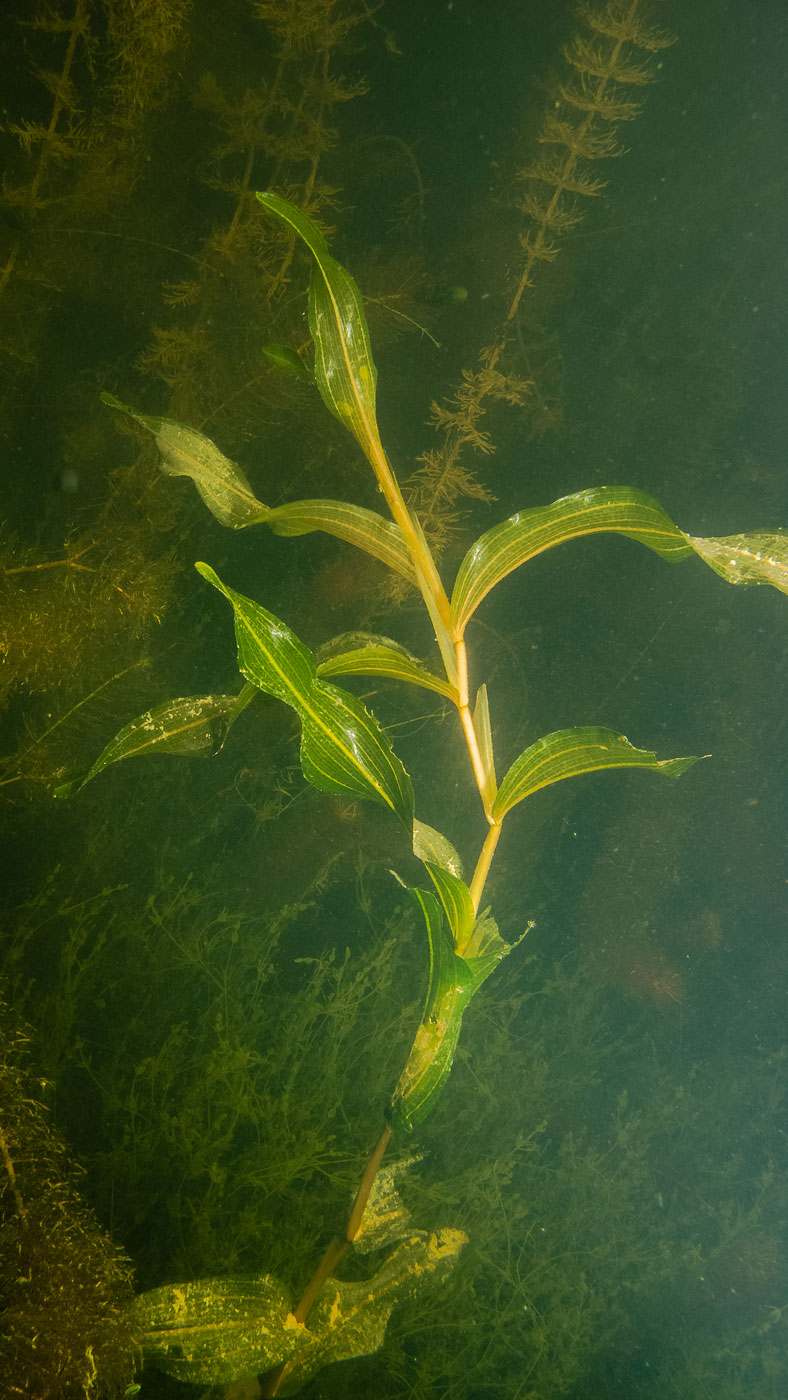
[266,499,415,583]
[317,634,456,701]
[389,889,522,1132]
[389,889,473,1133]
[257,192,383,463]
[492,725,701,822]
[423,862,475,952]
[472,683,497,807]
[451,486,788,637]
[102,395,416,582]
[101,393,267,529]
[685,529,788,595]
[451,486,694,636]
[197,563,414,828]
[53,691,250,798]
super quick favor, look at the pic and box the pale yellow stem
[467,822,503,929]
[454,637,493,815]
[365,434,450,624]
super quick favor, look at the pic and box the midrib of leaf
[312,261,381,459]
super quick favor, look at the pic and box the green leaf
[451,486,694,635]
[351,1157,416,1254]
[472,683,496,805]
[265,498,416,583]
[134,1230,466,1393]
[389,889,473,1132]
[104,392,417,582]
[411,820,464,877]
[390,890,520,1132]
[463,905,530,965]
[197,563,414,827]
[450,486,788,636]
[492,725,701,822]
[257,192,382,461]
[684,529,788,594]
[278,1230,466,1396]
[133,1275,299,1385]
[262,343,313,381]
[317,634,456,700]
[101,393,266,529]
[53,692,247,798]
[424,863,475,951]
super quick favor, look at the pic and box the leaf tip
[195,561,223,593]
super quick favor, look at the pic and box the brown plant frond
[581,1,676,52]
[253,0,371,53]
[558,78,641,121]
[538,114,622,161]
[194,76,273,157]
[6,122,82,163]
[415,0,675,546]
[566,36,653,86]
[506,0,675,349]
[476,363,533,409]
[161,279,201,308]
[410,447,496,510]
[521,156,608,198]
[429,373,494,456]
[32,66,82,112]
[512,244,554,285]
[137,325,211,385]
[517,195,582,235]
[104,0,193,117]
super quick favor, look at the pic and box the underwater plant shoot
[1,2,787,1398]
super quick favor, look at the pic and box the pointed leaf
[492,725,700,821]
[266,499,415,583]
[424,863,475,951]
[411,820,464,877]
[197,563,414,827]
[451,486,693,635]
[297,684,411,821]
[54,692,247,798]
[390,889,520,1132]
[684,529,788,594]
[317,637,456,700]
[450,485,788,636]
[104,392,416,579]
[101,393,266,529]
[262,343,313,381]
[257,192,382,461]
[390,889,472,1132]
[472,683,497,805]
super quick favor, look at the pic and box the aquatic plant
[2,0,782,1393]
[0,997,137,1399]
[0,0,375,798]
[54,175,788,1394]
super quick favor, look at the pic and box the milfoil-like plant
[57,193,788,1396]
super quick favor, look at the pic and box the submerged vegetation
[1,1,788,1397]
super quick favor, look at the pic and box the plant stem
[260,1124,392,1397]
[365,435,451,627]
[454,637,495,816]
[467,822,503,925]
